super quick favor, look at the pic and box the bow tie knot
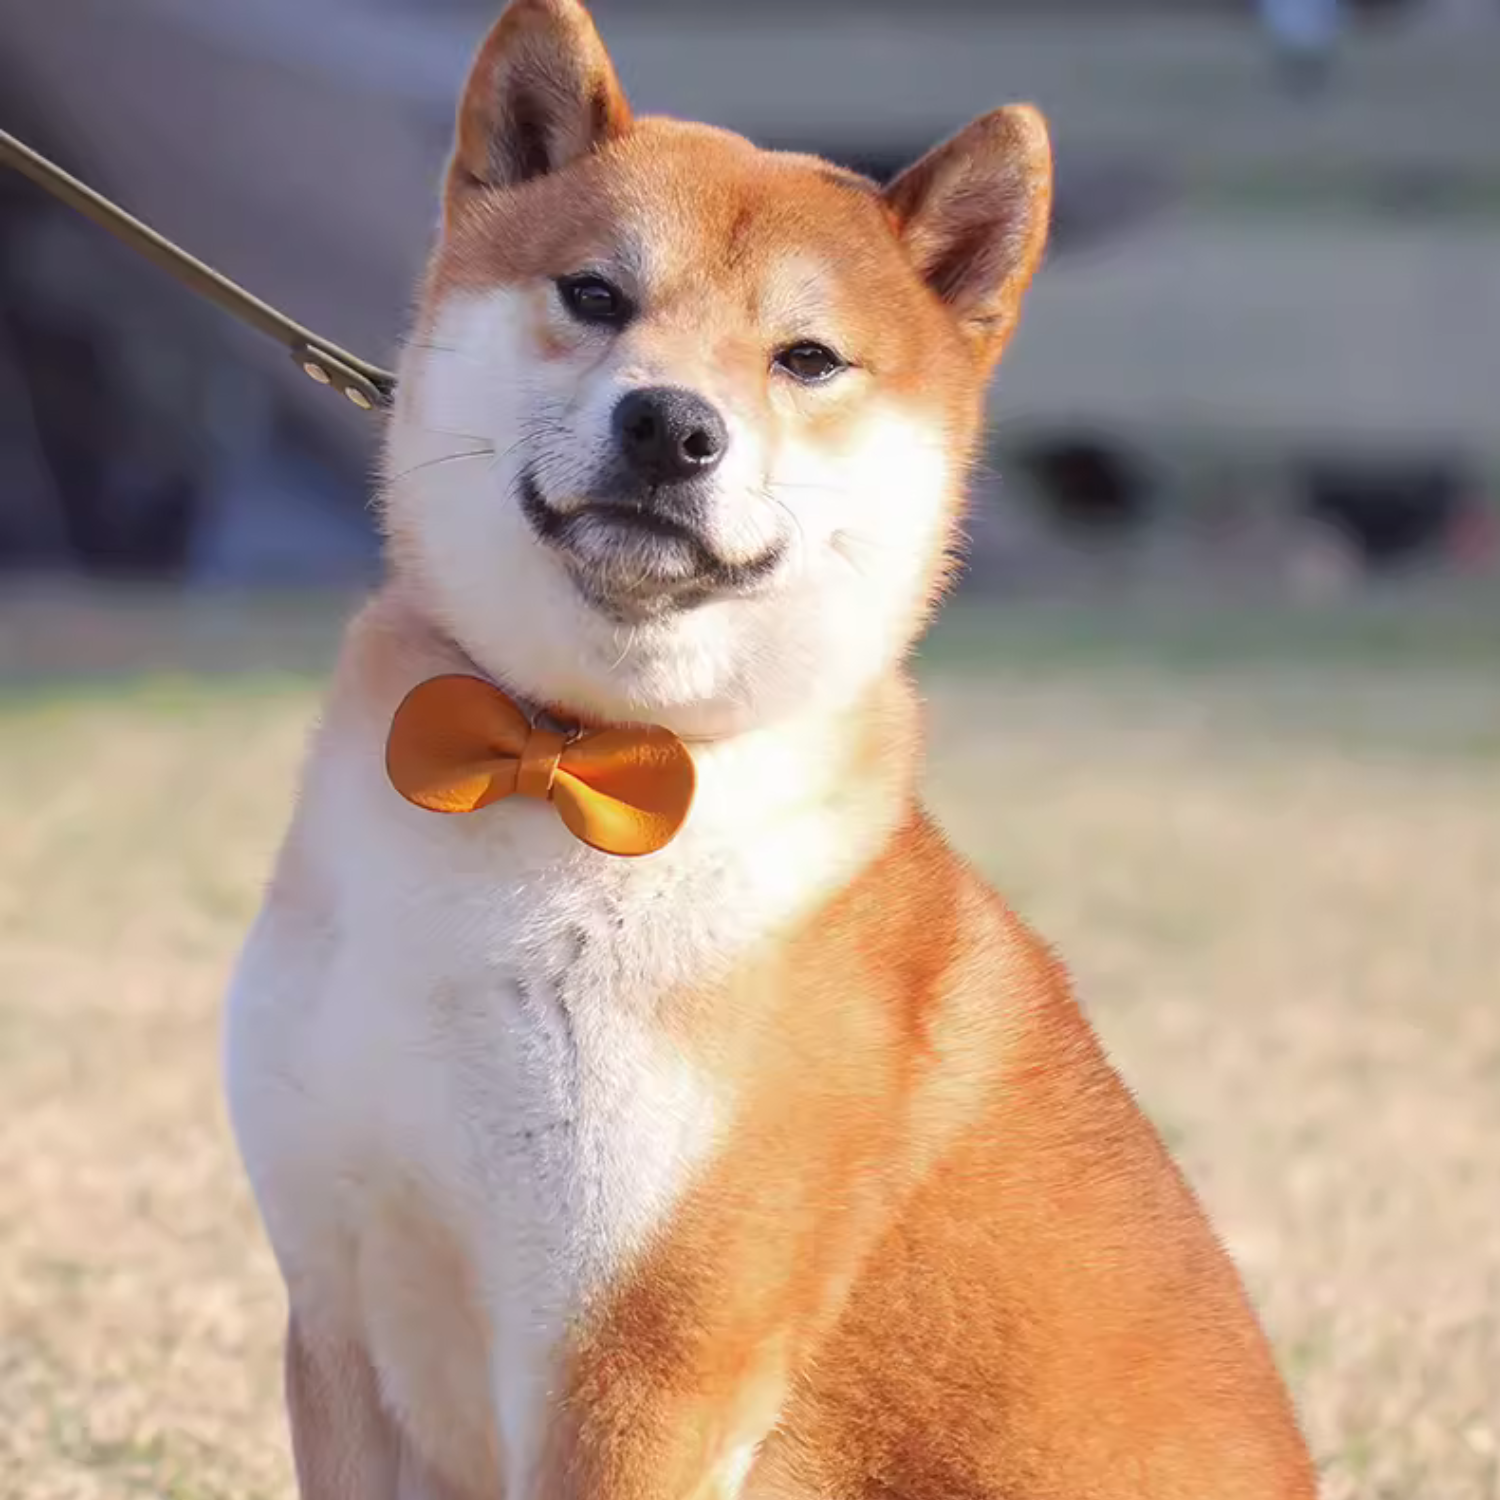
[385,675,695,857]
[514,722,568,801]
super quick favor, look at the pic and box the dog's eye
[556,274,632,327]
[774,341,847,385]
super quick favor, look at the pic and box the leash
[0,127,396,412]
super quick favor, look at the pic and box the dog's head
[384,0,1050,736]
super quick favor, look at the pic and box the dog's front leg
[536,1313,791,1500]
[284,1314,402,1500]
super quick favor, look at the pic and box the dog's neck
[351,579,924,869]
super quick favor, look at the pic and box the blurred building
[3,0,1498,587]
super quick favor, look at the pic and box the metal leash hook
[0,126,398,412]
[293,344,391,411]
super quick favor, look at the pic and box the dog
[225,3,1318,1496]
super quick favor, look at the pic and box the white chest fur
[224,667,886,1492]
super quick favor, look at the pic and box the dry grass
[1,593,1497,1499]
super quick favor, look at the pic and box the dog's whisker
[830,529,875,578]
[387,446,496,484]
[494,431,536,467]
[606,626,639,674]
[415,422,497,444]
[755,486,810,577]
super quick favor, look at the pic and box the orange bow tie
[385,675,695,857]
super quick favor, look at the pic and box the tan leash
[0,127,397,412]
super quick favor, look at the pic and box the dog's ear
[447,0,632,203]
[882,105,1052,364]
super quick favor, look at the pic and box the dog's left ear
[447,0,632,205]
[882,105,1052,364]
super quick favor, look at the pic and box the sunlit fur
[381,119,986,739]
[226,5,1316,1499]
[385,283,949,738]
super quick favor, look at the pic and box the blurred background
[1,3,1497,1499]
[3,0,1500,601]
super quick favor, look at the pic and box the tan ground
[1,593,1496,1500]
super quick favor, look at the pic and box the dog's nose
[612,387,727,484]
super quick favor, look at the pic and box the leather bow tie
[385,675,695,857]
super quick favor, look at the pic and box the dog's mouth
[518,468,784,617]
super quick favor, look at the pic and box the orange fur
[234,4,1317,1497]
[550,817,1317,1498]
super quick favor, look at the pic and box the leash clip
[294,345,394,412]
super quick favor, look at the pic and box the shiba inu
[225,3,1318,1495]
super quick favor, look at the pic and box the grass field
[1,590,1497,1500]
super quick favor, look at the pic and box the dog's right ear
[446,0,632,206]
